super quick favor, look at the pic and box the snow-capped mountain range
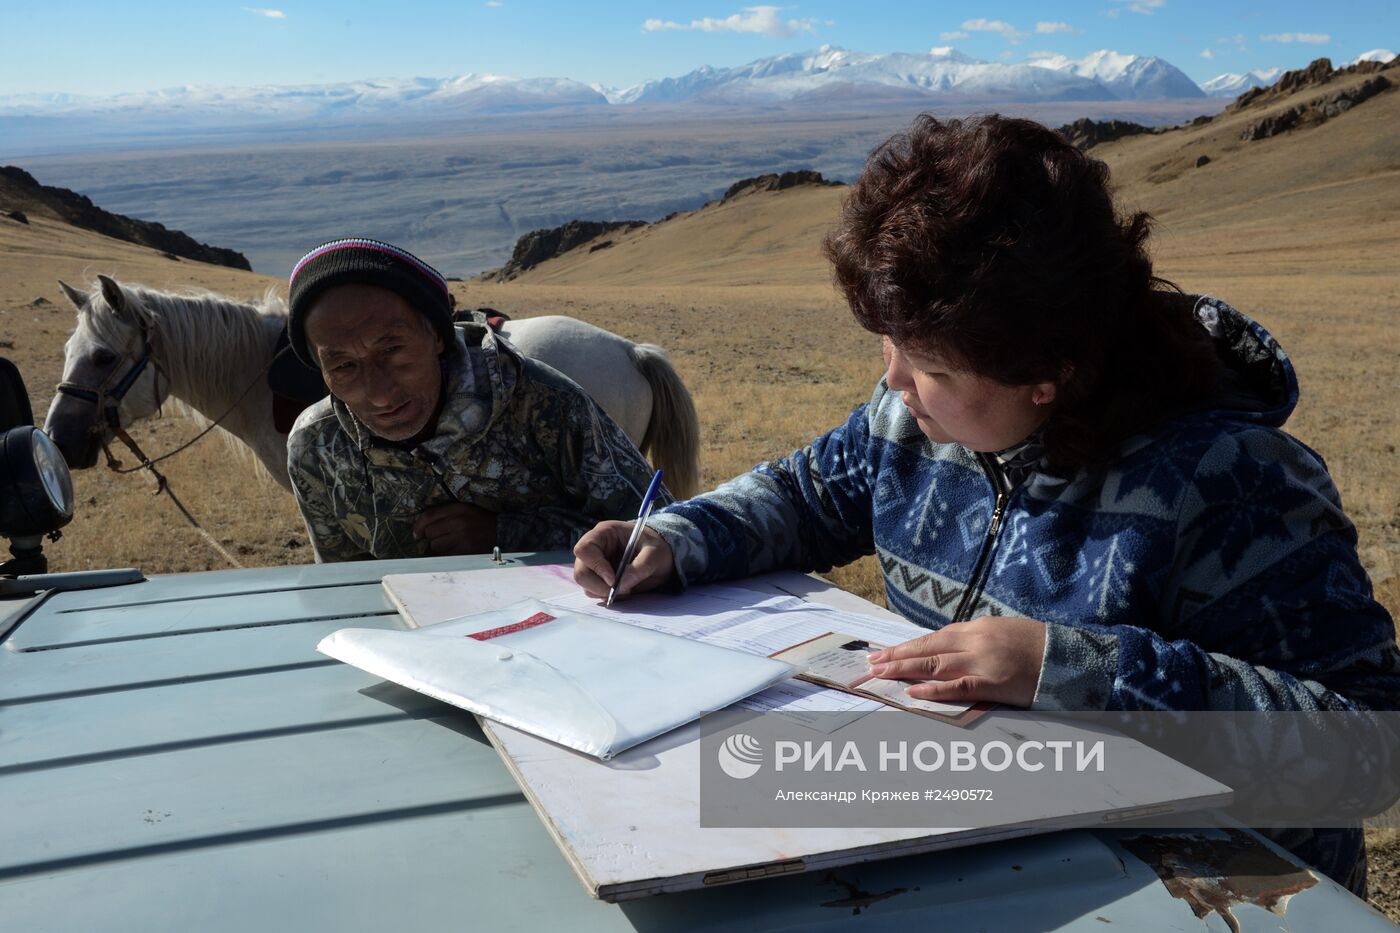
[1,45,1227,125]
[602,45,1203,104]
[1200,69,1285,98]
[1352,49,1396,65]
[0,74,608,118]
[10,42,1375,136]
[13,44,1393,126]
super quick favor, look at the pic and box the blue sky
[3,1,1395,96]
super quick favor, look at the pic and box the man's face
[305,284,445,441]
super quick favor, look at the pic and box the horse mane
[80,281,289,482]
[82,282,287,415]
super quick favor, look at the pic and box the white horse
[44,275,699,498]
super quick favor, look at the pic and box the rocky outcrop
[1232,56,1400,113]
[480,219,647,281]
[0,166,250,270]
[1239,74,1392,141]
[720,170,841,202]
[1055,118,1158,150]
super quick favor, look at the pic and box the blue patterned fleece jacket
[647,296,1399,892]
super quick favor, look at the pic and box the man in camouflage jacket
[284,238,664,562]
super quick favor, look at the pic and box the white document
[317,599,795,760]
[545,588,925,656]
[544,589,973,716]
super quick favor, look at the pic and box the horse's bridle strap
[55,334,155,427]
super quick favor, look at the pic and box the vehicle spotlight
[2,357,76,576]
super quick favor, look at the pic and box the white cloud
[1035,22,1077,35]
[1108,0,1165,15]
[961,18,1028,44]
[1200,48,1214,60]
[1261,33,1331,45]
[242,7,286,18]
[939,30,969,40]
[643,6,817,38]
[485,1,503,6]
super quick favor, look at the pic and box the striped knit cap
[287,237,455,366]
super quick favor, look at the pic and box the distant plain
[15,101,1219,277]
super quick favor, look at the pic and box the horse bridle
[55,327,163,434]
[51,317,279,570]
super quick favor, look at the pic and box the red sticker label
[468,611,556,641]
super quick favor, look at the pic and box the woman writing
[573,114,1399,894]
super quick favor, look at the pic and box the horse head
[44,275,171,469]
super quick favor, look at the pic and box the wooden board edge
[593,790,1235,902]
[479,718,605,899]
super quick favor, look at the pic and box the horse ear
[58,280,90,310]
[97,274,127,314]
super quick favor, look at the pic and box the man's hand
[867,615,1048,708]
[573,520,677,600]
[413,502,498,555]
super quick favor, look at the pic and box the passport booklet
[770,631,990,725]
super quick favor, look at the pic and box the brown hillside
[0,166,252,270]
[506,182,848,288]
[1102,66,1400,274]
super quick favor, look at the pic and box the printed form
[544,586,973,728]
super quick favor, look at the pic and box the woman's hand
[572,520,678,600]
[867,615,1048,708]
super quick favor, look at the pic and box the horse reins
[57,324,292,570]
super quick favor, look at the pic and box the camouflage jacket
[287,322,666,561]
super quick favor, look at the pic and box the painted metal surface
[1,552,1393,932]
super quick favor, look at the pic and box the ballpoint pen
[607,469,664,607]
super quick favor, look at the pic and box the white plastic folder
[317,599,796,760]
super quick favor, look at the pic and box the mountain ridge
[0,166,250,270]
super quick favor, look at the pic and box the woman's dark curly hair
[824,113,1220,470]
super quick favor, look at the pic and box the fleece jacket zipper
[949,452,1016,624]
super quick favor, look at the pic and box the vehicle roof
[1,552,1387,931]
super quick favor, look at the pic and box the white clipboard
[381,567,1233,902]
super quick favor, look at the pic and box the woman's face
[882,336,1055,452]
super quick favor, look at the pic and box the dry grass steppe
[2,69,1397,916]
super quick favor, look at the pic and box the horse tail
[628,343,700,500]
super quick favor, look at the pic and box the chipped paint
[818,871,909,915]
[1121,830,1318,933]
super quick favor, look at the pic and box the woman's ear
[1033,363,1075,406]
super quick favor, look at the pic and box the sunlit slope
[1100,69,1400,275]
[507,183,848,288]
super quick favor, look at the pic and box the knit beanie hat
[287,237,455,366]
